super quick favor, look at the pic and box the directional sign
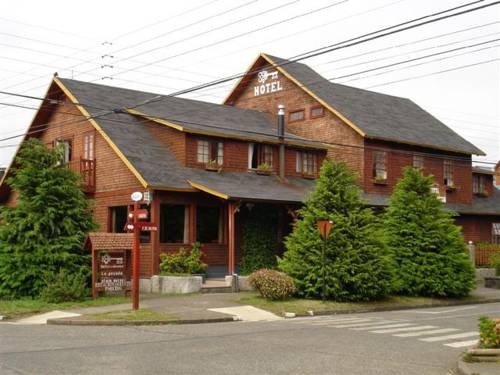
[132,209,149,220]
[126,222,158,232]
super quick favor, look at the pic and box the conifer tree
[383,167,474,297]
[0,139,98,298]
[279,160,392,301]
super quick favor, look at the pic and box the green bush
[383,167,475,298]
[248,269,296,300]
[279,160,393,302]
[489,253,500,276]
[40,269,88,303]
[478,316,500,349]
[159,242,207,275]
[239,204,278,275]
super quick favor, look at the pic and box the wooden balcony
[68,158,96,193]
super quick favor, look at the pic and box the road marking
[371,325,437,334]
[309,318,372,325]
[394,328,459,337]
[444,339,479,348]
[407,306,477,314]
[352,323,416,331]
[332,320,396,328]
[420,332,478,342]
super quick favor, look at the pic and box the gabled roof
[225,53,485,156]
[85,233,133,250]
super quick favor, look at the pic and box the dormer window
[296,151,317,176]
[197,140,223,165]
[248,144,273,169]
[289,109,305,122]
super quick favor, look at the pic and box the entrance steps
[201,278,233,293]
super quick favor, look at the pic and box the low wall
[139,275,203,294]
[476,268,496,281]
[224,275,255,291]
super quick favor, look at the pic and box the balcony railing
[67,158,96,193]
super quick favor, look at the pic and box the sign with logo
[253,70,283,97]
[95,250,131,294]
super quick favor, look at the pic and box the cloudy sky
[0,0,498,167]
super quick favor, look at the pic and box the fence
[474,244,500,267]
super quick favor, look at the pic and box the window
[109,206,128,233]
[413,155,424,170]
[373,151,387,180]
[197,140,223,165]
[473,174,486,195]
[55,139,72,164]
[310,106,324,118]
[296,151,317,175]
[443,160,454,187]
[248,144,273,169]
[289,109,305,122]
[196,206,222,243]
[160,204,189,243]
[492,223,500,244]
[83,132,95,160]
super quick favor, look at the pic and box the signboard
[133,209,149,220]
[126,222,158,232]
[95,250,131,295]
[253,70,283,97]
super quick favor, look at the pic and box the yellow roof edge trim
[149,185,198,192]
[222,53,264,105]
[260,53,367,138]
[187,180,230,200]
[53,77,149,189]
[126,108,327,150]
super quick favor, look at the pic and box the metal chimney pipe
[278,104,285,179]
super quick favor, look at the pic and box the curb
[46,316,236,326]
[287,298,500,318]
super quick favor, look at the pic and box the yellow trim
[149,185,197,192]
[261,53,366,137]
[53,78,149,188]
[126,108,327,150]
[187,180,230,200]
[222,53,264,105]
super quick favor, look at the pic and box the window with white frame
[55,139,72,165]
[492,223,500,244]
[443,160,454,187]
[197,140,223,165]
[296,151,317,175]
[413,155,424,170]
[248,144,273,169]
[373,151,387,180]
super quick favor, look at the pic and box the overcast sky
[0,0,498,167]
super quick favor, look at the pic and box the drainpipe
[278,104,285,180]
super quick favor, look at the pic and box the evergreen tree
[0,139,98,298]
[279,160,392,301]
[383,167,474,297]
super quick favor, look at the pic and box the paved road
[0,302,499,375]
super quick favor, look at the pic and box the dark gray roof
[264,54,485,155]
[57,78,317,202]
[59,78,320,148]
[364,191,500,216]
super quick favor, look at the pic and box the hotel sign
[253,70,283,97]
[95,250,132,294]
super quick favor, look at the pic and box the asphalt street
[0,302,499,375]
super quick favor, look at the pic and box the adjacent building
[1,53,498,277]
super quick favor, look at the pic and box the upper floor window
[83,132,95,160]
[197,140,223,165]
[289,109,305,122]
[296,151,317,175]
[443,160,454,187]
[55,139,72,164]
[310,106,324,118]
[248,144,273,169]
[492,223,500,244]
[413,155,424,170]
[373,151,387,180]
[473,174,486,195]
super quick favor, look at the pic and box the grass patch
[236,293,484,316]
[0,296,129,320]
[84,309,177,321]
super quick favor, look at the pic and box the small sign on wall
[253,70,283,97]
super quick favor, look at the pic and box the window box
[256,163,272,175]
[475,191,489,198]
[205,160,221,172]
[372,177,388,185]
[445,184,457,192]
[302,172,316,179]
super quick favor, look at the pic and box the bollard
[231,274,239,292]
[468,241,476,268]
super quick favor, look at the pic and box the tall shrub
[239,205,278,275]
[383,167,475,297]
[0,139,98,298]
[279,160,392,302]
